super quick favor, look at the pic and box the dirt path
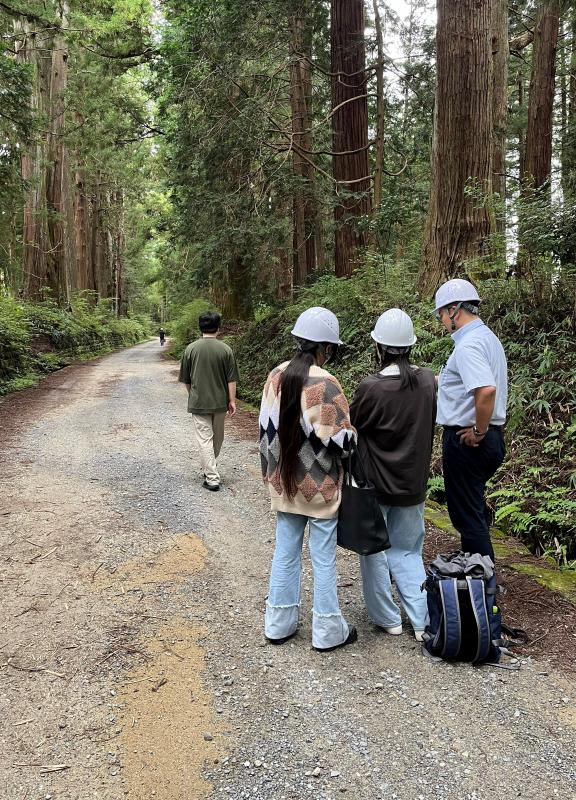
[1,341,575,800]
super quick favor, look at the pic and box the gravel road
[1,340,575,800]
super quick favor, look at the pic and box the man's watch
[472,425,488,438]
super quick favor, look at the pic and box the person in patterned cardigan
[259,307,357,652]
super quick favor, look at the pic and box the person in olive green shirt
[178,311,239,491]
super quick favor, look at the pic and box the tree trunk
[331,0,371,277]
[16,3,75,305]
[419,0,495,294]
[45,1,74,306]
[289,11,317,286]
[517,70,526,183]
[15,24,50,300]
[226,254,253,319]
[561,5,576,263]
[491,0,509,231]
[372,0,386,214]
[523,0,561,191]
[114,190,126,316]
[74,166,95,292]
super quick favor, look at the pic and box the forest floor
[1,340,576,800]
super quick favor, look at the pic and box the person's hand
[228,400,237,416]
[456,427,482,447]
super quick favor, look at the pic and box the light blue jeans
[265,511,350,649]
[359,502,428,633]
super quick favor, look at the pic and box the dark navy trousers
[442,427,505,561]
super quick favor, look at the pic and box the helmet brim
[291,328,343,345]
[371,330,417,347]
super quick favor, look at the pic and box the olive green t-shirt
[178,337,239,414]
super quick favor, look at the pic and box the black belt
[443,424,504,431]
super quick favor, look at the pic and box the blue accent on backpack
[423,553,503,664]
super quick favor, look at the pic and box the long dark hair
[377,345,417,391]
[278,344,322,498]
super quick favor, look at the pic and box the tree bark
[289,10,317,286]
[561,5,576,264]
[44,1,74,306]
[15,24,50,300]
[226,254,253,319]
[331,0,371,277]
[372,0,386,214]
[74,165,95,292]
[562,6,576,193]
[491,0,509,231]
[420,0,495,294]
[523,0,561,192]
[17,2,76,305]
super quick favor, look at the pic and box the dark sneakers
[314,625,358,653]
[202,480,220,492]
[266,630,298,646]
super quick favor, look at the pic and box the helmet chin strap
[448,302,462,332]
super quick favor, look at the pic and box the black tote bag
[337,447,390,556]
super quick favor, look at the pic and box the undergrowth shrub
[0,295,149,395]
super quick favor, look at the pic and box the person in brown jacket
[350,309,436,641]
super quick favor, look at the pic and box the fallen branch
[13,763,70,774]
[7,663,66,679]
[94,650,118,667]
[27,546,58,564]
[525,629,550,647]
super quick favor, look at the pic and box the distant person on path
[159,327,166,345]
[179,311,239,492]
[350,309,436,642]
[434,279,507,561]
[259,307,357,652]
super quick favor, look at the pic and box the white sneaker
[414,630,425,642]
[383,625,403,635]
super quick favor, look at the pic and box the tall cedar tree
[290,7,317,286]
[523,1,562,191]
[491,0,508,234]
[331,0,371,278]
[420,0,494,293]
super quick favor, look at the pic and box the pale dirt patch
[93,533,207,590]
[117,618,220,800]
[87,530,220,799]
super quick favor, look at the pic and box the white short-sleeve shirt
[436,319,507,426]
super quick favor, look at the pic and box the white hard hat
[434,279,481,312]
[371,308,417,347]
[291,306,343,345]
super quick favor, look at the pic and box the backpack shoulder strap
[466,576,492,663]
[437,578,462,659]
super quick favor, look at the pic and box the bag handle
[343,442,371,487]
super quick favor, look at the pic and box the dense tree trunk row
[11,8,130,312]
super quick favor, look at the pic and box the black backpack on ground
[422,551,528,666]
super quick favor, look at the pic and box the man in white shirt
[435,279,507,560]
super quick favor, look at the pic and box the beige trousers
[191,412,226,485]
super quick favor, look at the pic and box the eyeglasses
[435,303,461,321]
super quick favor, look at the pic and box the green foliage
[0,296,149,395]
[0,296,32,386]
[232,261,446,405]
[168,298,214,358]
[426,474,446,503]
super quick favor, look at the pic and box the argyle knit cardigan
[259,362,356,519]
